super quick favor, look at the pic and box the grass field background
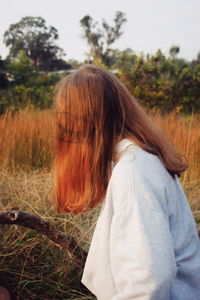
[0,110,199,299]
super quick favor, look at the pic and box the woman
[53,64,200,300]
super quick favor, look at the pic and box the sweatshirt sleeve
[109,159,177,300]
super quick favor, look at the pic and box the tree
[4,16,68,71]
[5,50,35,85]
[80,11,126,66]
[113,47,200,113]
[67,59,82,69]
[169,45,180,59]
[0,55,9,89]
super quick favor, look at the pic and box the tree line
[0,13,200,114]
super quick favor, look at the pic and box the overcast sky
[0,0,200,61]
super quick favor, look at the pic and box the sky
[0,0,200,61]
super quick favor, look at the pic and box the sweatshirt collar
[112,138,136,164]
[114,138,135,155]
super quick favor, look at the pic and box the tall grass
[0,110,55,171]
[0,169,98,300]
[0,109,199,183]
[153,111,200,184]
[0,109,199,299]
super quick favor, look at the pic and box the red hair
[53,64,188,213]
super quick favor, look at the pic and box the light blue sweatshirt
[81,138,200,300]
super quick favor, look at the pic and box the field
[0,110,200,299]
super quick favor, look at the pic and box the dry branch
[1,210,199,270]
[0,210,87,269]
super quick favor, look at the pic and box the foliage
[4,16,69,71]
[0,55,9,89]
[169,45,180,59]
[1,14,200,113]
[0,50,64,114]
[79,12,200,113]
[5,50,36,85]
[80,11,126,66]
[0,75,60,114]
[114,48,200,113]
[67,59,82,69]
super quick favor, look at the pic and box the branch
[1,210,199,271]
[0,210,87,269]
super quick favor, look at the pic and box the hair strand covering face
[52,64,188,214]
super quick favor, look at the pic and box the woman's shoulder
[112,141,172,187]
[109,144,172,214]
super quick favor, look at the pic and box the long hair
[53,64,188,213]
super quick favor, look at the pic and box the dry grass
[0,110,55,171]
[153,111,200,184]
[0,169,99,300]
[0,109,199,183]
[0,109,199,299]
